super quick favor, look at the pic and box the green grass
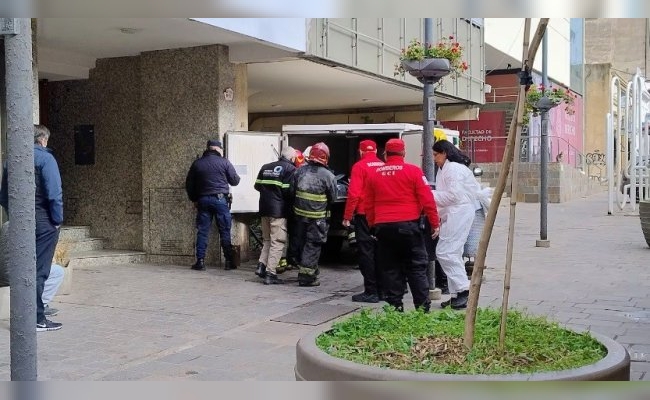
[316,307,607,375]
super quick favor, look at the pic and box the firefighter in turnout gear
[291,142,337,287]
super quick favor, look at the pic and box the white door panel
[225,131,281,213]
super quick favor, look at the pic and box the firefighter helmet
[294,150,306,167]
[307,142,330,166]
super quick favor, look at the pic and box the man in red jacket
[365,138,440,312]
[342,140,385,303]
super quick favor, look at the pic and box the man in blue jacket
[185,139,241,271]
[0,125,64,331]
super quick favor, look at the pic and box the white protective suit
[433,160,483,294]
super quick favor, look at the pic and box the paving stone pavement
[0,190,648,381]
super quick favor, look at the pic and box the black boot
[255,262,267,278]
[223,245,237,270]
[191,259,205,271]
[224,260,236,270]
[450,290,469,310]
[351,292,379,303]
[264,273,284,285]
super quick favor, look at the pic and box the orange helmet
[294,150,306,167]
[307,142,330,166]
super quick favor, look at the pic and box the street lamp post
[536,32,555,248]
[401,18,453,298]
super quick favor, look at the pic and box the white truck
[224,123,460,252]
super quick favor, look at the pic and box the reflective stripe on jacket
[254,157,296,218]
[292,162,337,219]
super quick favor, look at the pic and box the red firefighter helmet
[294,150,306,167]
[307,142,330,166]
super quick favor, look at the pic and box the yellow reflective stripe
[294,207,327,219]
[255,179,290,188]
[296,191,327,202]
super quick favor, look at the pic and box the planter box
[295,323,630,381]
[401,58,451,82]
[640,200,650,247]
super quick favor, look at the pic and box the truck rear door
[401,130,424,166]
[224,131,281,213]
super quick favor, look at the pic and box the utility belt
[203,193,233,209]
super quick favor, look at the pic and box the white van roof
[282,123,423,135]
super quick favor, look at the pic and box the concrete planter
[295,323,630,381]
[640,200,650,247]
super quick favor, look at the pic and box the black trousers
[286,212,301,265]
[375,220,430,311]
[294,217,329,283]
[423,219,448,289]
[353,214,381,295]
[36,219,60,323]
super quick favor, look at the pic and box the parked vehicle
[224,123,460,253]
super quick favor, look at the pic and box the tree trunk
[463,18,550,349]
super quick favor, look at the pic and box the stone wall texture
[46,45,248,264]
[478,162,604,203]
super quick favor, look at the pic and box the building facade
[1,18,485,263]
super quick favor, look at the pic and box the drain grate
[272,303,359,326]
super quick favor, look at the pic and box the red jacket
[365,155,440,229]
[343,152,384,220]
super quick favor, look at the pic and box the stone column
[140,45,249,266]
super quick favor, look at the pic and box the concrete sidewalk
[0,190,649,381]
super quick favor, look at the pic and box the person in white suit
[432,140,486,310]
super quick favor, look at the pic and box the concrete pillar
[31,18,39,124]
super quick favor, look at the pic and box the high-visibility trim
[255,179,290,188]
[294,207,328,219]
[296,191,327,202]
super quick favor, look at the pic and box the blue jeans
[43,263,64,305]
[195,195,233,261]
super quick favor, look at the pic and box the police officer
[253,146,297,284]
[342,139,385,303]
[185,139,240,271]
[365,138,440,312]
[292,142,337,287]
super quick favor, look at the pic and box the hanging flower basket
[394,37,468,82]
[523,84,576,125]
[401,58,451,81]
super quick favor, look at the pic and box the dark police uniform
[185,140,240,270]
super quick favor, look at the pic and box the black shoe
[440,286,450,295]
[451,290,469,310]
[465,261,474,277]
[191,259,205,271]
[298,279,320,287]
[44,305,59,317]
[351,292,379,303]
[264,273,284,285]
[255,262,267,278]
[37,319,62,332]
[224,260,236,270]
[440,298,452,308]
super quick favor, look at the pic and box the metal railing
[462,134,586,171]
